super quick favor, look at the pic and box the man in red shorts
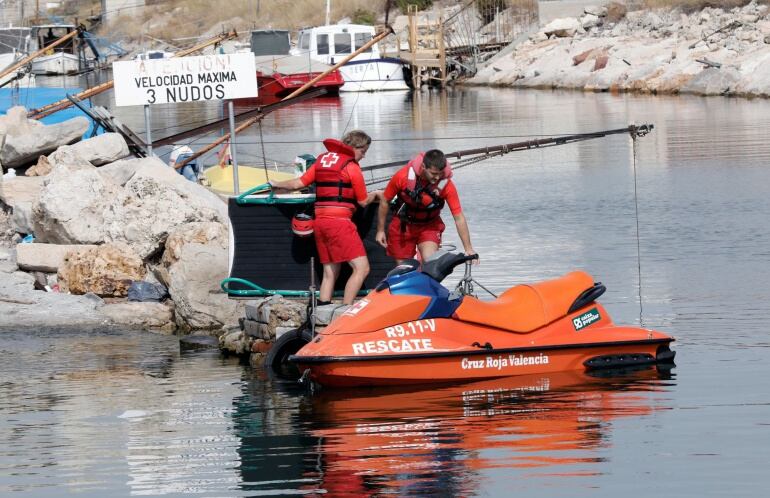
[375,149,477,263]
[270,130,381,305]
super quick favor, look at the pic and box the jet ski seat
[454,271,596,333]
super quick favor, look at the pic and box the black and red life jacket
[314,139,358,209]
[393,152,453,224]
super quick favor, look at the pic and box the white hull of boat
[338,59,409,92]
[0,53,35,87]
[31,52,81,75]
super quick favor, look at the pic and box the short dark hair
[423,149,446,170]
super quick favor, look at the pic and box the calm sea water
[2,80,770,496]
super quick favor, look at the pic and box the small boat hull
[296,339,673,388]
[31,52,81,75]
[338,58,409,92]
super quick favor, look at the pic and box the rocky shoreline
[469,2,770,98]
[0,108,240,335]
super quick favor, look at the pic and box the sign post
[112,53,257,187]
[144,104,152,156]
[227,100,240,194]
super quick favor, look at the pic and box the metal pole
[228,100,240,195]
[144,104,152,156]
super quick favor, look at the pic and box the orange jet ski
[289,253,675,387]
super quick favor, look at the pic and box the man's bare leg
[320,263,341,302]
[343,256,370,304]
[417,241,440,262]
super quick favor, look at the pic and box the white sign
[112,53,257,107]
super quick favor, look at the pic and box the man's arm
[453,212,477,260]
[375,195,391,248]
[269,177,306,191]
[359,190,383,209]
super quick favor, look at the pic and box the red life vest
[393,152,453,224]
[314,139,358,210]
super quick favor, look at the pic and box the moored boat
[292,24,409,92]
[30,24,98,75]
[239,29,344,105]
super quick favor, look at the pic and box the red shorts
[387,217,445,259]
[314,217,366,264]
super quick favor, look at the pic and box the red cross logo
[320,153,339,168]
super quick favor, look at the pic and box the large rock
[542,18,582,38]
[16,243,99,272]
[57,242,146,296]
[102,302,175,333]
[97,157,143,186]
[0,106,38,138]
[32,164,126,244]
[0,116,88,169]
[68,133,130,166]
[0,175,45,234]
[157,221,237,330]
[45,145,95,173]
[105,158,227,258]
[0,273,107,329]
[0,175,44,207]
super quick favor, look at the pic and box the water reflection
[234,367,674,496]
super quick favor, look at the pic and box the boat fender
[291,213,314,237]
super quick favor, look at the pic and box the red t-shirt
[301,161,368,217]
[383,166,462,215]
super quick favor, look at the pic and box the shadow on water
[232,365,676,496]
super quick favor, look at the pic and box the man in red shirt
[376,149,477,263]
[270,130,381,305]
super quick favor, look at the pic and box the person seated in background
[169,144,202,182]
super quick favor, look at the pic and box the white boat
[29,25,97,75]
[292,24,409,92]
[0,27,35,87]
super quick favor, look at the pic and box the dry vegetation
[47,0,770,47]
[102,0,388,46]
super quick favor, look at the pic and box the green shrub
[351,8,377,24]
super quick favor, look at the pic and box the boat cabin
[31,25,77,53]
[293,24,378,64]
[249,29,291,56]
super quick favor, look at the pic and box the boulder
[104,157,227,258]
[97,157,142,186]
[542,18,581,38]
[0,175,44,208]
[102,302,175,332]
[25,155,52,177]
[0,116,88,169]
[32,166,126,244]
[0,106,39,138]
[45,145,95,173]
[584,5,607,17]
[157,221,237,330]
[57,242,146,296]
[682,67,741,95]
[68,133,130,166]
[0,176,45,235]
[16,243,99,272]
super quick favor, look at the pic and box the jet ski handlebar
[421,252,479,283]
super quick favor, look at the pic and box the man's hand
[376,230,388,248]
[465,249,480,265]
